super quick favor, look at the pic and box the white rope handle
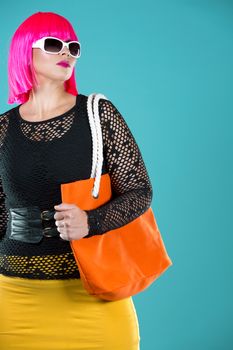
[87,93,109,198]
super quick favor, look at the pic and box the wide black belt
[8,206,60,243]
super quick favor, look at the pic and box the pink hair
[7,11,79,104]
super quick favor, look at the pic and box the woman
[0,11,153,350]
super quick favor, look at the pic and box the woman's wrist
[84,210,100,237]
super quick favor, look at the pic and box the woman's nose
[60,46,70,56]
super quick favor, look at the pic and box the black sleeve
[84,98,153,237]
[0,175,8,240]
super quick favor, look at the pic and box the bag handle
[87,93,109,198]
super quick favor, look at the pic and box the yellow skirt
[0,274,140,350]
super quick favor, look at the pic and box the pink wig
[8,11,79,104]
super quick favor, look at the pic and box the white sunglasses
[32,36,81,58]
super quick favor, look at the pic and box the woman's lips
[56,62,70,68]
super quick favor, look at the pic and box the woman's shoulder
[0,105,17,121]
[82,92,112,103]
[0,108,13,128]
[0,105,19,148]
[80,92,114,115]
[84,92,119,113]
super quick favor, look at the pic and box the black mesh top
[0,93,153,280]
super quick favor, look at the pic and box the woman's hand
[54,203,89,241]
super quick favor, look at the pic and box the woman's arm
[0,175,8,240]
[85,98,153,237]
[0,114,9,240]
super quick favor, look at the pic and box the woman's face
[31,40,77,84]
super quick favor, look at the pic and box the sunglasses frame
[32,36,81,58]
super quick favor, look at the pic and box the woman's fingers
[56,220,69,240]
[53,206,88,240]
[55,218,66,228]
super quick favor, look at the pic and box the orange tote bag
[60,93,173,301]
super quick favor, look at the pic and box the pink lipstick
[56,61,70,68]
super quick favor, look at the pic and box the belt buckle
[41,210,51,221]
[43,226,55,237]
[40,209,57,237]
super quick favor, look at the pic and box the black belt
[8,206,60,243]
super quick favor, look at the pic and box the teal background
[0,1,232,349]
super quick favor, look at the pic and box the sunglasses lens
[44,38,63,53]
[68,42,81,57]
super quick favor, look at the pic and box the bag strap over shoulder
[87,93,109,199]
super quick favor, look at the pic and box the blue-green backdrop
[0,1,232,349]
